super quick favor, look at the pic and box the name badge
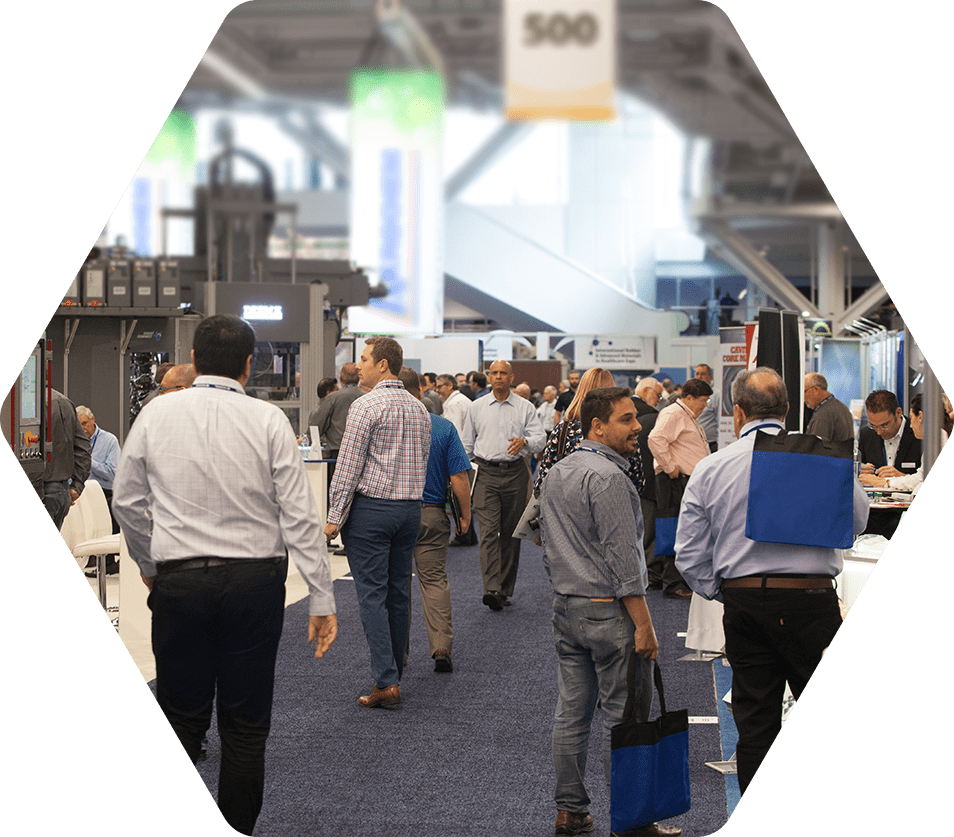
[902,462,916,469]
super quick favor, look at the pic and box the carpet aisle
[193,541,732,836]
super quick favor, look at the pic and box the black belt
[422,502,445,508]
[156,556,284,575]
[722,574,834,590]
[474,456,523,470]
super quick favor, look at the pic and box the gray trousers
[413,505,454,656]
[473,460,530,597]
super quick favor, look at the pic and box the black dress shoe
[482,591,504,611]
[611,823,682,837]
[647,581,663,591]
[433,650,453,672]
[555,811,595,836]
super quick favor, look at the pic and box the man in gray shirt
[804,372,854,442]
[540,387,679,837]
[42,389,91,529]
[308,362,364,458]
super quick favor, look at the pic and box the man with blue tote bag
[675,368,869,793]
[540,388,681,837]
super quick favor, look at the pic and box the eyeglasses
[867,418,896,431]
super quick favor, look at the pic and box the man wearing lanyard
[675,367,869,794]
[461,359,547,611]
[113,314,338,835]
[540,387,678,837]
[803,373,854,443]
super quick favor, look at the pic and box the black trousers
[150,556,287,835]
[722,585,842,794]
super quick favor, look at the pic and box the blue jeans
[551,595,651,814]
[342,495,421,688]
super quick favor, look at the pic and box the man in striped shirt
[324,337,431,708]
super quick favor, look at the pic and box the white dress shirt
[462,390,547,461]
[112,375,335,616]
[441,389,472,441]
[883,417,906,468]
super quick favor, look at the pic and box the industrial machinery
[47,137,373,443]
[2,337,50,494]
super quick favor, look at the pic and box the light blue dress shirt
[89,425,120,490]
[675,418,870,601]
[461,390,547,461]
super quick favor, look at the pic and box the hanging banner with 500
[504,0,616,120]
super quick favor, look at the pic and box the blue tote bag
[610,656,690,832]
[654,473,689,556]
[746,430,854,548]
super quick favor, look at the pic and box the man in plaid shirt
[324,336,431,708]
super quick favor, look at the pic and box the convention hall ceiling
[175,1,882,320]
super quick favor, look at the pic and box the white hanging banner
[348,69,445,335]
[504,0,616,120]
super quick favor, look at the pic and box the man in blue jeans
[540,388,680,837]
[325,336,430,708]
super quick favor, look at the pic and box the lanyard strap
[676,399,708,443]
[192,382,243,394]
[741,423,781,438]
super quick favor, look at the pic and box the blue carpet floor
[190,541,732,836]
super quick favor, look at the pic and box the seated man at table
[860,393,945,496]
[858,389,921,538]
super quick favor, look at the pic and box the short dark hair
[365,336,403,375]
[695,363,712,375]
[423,372,437,387]
[910,393,922,417]
[437,373,457,391]
[471,371,487,389]
[192,314,255,380]
[865,389,899,415]
[581,387,633,437]
[398,366,421,397]
[732,367,788,420]
[317,377,337,399]
[681,378,713,399]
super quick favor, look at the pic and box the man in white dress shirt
[436,373,472,441]
[461,360,546,610]
[113,314,337,836]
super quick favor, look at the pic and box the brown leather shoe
[664,588,693,600]
[357,684,402,708]
[611,823,682,837]
[555,811,595,836]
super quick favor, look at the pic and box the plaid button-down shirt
[327,379,431,526]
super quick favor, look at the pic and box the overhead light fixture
[200,49,266,100]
